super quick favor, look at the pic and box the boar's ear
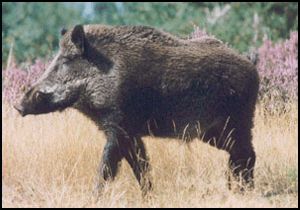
[71,25,85,53]
[60,27,67,36]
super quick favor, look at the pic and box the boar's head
[14,25,113,116]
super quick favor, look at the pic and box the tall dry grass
[2,103,298,207]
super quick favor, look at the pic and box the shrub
[190,25,209,39]
[2,59,46,104]
[257,31,298,114]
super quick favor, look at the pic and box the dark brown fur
[15,24,259,195]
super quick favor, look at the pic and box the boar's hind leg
[202,118,255,191]
[120,136,153,196]
[227,130,255,192]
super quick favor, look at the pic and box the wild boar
[15,24,259,194]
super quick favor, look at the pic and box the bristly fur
[16,24,259,194]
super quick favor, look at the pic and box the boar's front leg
[96,128,123,190]
[96,128,152,196]
[119,136,153,196]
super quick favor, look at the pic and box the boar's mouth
[14,104,27,117]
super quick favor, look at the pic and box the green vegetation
[2,2,298,64]
[2,3,84,63]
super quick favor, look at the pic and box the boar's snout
[13,87,54,117]
[14,103,27,117]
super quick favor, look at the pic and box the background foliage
[2,2,298,64]
[2,3,84,63]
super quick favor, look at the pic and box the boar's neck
[75,103,123,130]
[83,40,114,73]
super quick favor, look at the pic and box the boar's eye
[61,55,81,64]
[34,91,42,100]
[34,91,48,102]
[61,57,72,64]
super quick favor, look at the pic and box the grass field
[2,103,298,207]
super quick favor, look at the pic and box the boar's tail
[244,49,259,66]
